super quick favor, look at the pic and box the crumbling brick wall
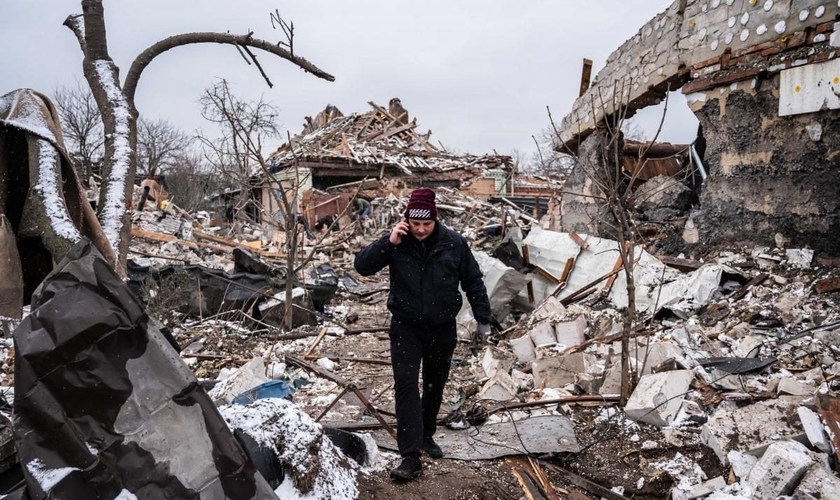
[690,74,840,255]
[558,0,839,145]
[557,0,840,255]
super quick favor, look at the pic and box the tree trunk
[78,0,136,276]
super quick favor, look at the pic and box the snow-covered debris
[747,440,813,500]
[220,398,359,500]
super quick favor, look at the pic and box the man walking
[354,187,491,481]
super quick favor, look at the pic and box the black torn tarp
[127,260,272,318]
[12,239,278,499]
[697,357,778,374]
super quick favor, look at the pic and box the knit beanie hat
[404,187,437,220]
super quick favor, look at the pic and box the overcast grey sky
[0,0,698,158]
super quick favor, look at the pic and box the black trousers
[389,318,457,457]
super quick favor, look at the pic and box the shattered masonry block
[734,335,764,358]
[792,463,840,500]
[531,295,566,321]
[510,369,533,391]
[532,353,587,388]
[797,407,833,454]
[479,370,518,401]
[747,441,814,500]
[624,370,694,427]
[208,357,268,406]
[598,363,622,395]
[529,322,557,348]
[481,346,517,379]
[554,316,587,348]
[510,335,536,363]
[575,373,601,394]
[777,378,814,396]
[786,248,814,269]
[637,340,687,376]
[701,396,807,465]
[687,476,726,500]
[727,450,758,482]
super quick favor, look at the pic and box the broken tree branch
[124,32,334,104]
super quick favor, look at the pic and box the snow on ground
[220,398,359,500]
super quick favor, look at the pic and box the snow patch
[35,139,82,241]
[0,91,57,142]
[93,60,132,254]
[25,458,78,493]
[220,398,358,500]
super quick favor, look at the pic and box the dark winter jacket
[354,224,492,327]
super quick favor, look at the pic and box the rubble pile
[3,185,840,499]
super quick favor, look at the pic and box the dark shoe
[421,437,443,459]
[390,456,422,482]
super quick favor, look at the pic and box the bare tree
[197,80,282,190]
[621,117,647,142]
[59,0,333,275]
[137,117,194,178]
[549,84,671,406]
[198,80,302,328]
[198,80,361,330]
[53,79,104,181]
[165,152,221,212]
[527,127,575,177]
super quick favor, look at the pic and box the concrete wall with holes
[557,0,839,144]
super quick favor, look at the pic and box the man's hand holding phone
[390,220,409,245]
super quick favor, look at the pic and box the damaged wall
[557,0,840,255]
[558,0,840,145]
[689,73,840,254]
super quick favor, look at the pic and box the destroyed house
[556,0,840,255]
[258,100,514,225]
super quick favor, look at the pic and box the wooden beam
[541,463,630,500]
[815,276,840,294]
[362,121,417,142]
[729,273,769,302]
[579,58,593,97]
[131,227,232,254]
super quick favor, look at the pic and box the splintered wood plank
[511,467,547,500]
[815,276,840,294]
[131,227,230,254]
[355,114,376,139]
[541,463,630,500]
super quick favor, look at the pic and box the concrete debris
[479,370,519,401]
[529,321,559,348]
[208,357,269,405]
[532,352,591,389]
[786,249,815,269]
[747,440,814,500]
[727,450,758,482]
[481,346,517,379]
[792,463,840,500]
[625,370,694,427]
[687,476,726,499]
[798,407,833,454]
[554,315,587,348]
[777,378,815,396]
[701,397,807,465]
[509,334,536,363]
[4,179,840,499]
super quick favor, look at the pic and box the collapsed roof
[264,100,512,179]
